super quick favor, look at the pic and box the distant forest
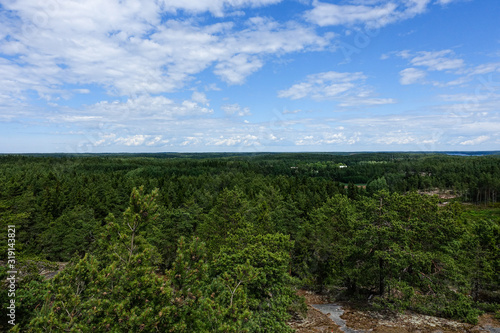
[1,152,499,332]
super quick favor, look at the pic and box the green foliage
[41,206,98,261]
[373,289,481,325]
[20,253,174,332]
[148,201,203,268]
[302,194,360,288]
[167,236,225,332]
[214,232,295,333]
[198,187,251,254]
[0,260,51,331]
[98,186,161,266]
[2,153,499,329]
[18,187,174,332]
[460,217,500,303]
[366,176,388,194]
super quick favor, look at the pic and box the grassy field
[463,204,500,221]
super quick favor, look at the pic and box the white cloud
[305,0,431,28]
[180,136,203,146]
[73,89,90,94]
[397,50,412,59]
[409,50,464,71]
[394,49,477,86]
[399,68,427,85]
[92,95,213,118]
[41,95,214,134]
[278,71,395,106]
[214,54,263,84]
[146,136,164,146]
[19,100,500,151]
[296,132,344,145]
[459,135,489,146]
[159,0,283,17]
[211,17,331,84]
[191,91,210,105]
[0,1,328,100]
[393,50,465,73]
[305,1,398,27]
[435,0,461,5]
[437,89,500,115]
[204,83,221,91]
[438,93,491,103]
[339,103,500,150]
[278,82,313,100]
[341,99,396,107]
[210,134,259,146]
[459,122,500,133]
[430,61,500,87]
[294,130,361,146]
[1,0,494,153]
[282,109,302,114]
[375,131,416,145]
[60,115,103,123]
[115,135,148,146]
[221,103,251,116]
[103,134,170,147]
[465,62,500,76]
[279,71,364,100]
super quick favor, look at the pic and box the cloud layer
[0,1,328,100]
[0,0,498,152]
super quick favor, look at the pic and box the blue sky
[1,0,499,153]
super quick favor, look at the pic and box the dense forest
[1,152,499,332]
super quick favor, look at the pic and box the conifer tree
[20,187,175,332]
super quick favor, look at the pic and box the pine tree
[20,187,175,332]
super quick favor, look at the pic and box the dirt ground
[288,290,343,333]
[289,290,500,333]
[341,307,500,333]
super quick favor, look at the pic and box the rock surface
[289,290,500,333]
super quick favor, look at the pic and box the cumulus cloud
[399,68,427,85]
[221,103,251,116]
[305,0,431,28]
[40,94,214,137]
[1,0,492,152]
[278,71,395,106]
[305,2,398,27]
[95,134,168,147]
[278,71,364,100]
[460,135,489,146]
[0,1,329,100]
[191,91,210,105]
[114,135,148,146]
[214,54,264,84]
